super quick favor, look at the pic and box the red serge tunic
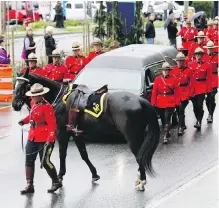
[188,61,212,96]
[86,51,104,64]
[151,75,180,108]
[22,99,56,143]
[203,54,218,89]
[178,27,198,50]
[44,63,68,82]
[170,66,193,101]
[65,55,87,80]
[21,67,47,77]
[211,29,219,52]
[187,42,205,61]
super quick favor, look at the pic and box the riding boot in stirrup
[207,114,213,123]
[66,110,83,134]
[163,124,170,144]
[20,166,35,194]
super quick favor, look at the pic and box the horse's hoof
[135,180,146,191]
[92,175,100,183]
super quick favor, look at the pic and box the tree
[93,1,107,40]
[106,1,126,45]
[191,1,213,17]
[128,1,144,44]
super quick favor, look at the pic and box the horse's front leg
[74,135,100,183]
[57,128,71,182]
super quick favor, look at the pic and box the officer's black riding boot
[163,124,170,144]
[20,166,35,194]
[182,115,187,129]
[207,114,213,123]
[178,115,184,136]
[47,168,62,193]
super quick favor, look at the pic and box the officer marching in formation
[44,49,68,83]
[87,38,104,64]
[203,41,218,123]
[21,53,46,76]
[203,20,214,41]
[170,52,193,136]
[211,20,218,52]
[187,31,207,60]
[65,42,87,80]
[177,19,198,50]
[188,47,212,130]
[151,62,180,144]
[18,83,62,194]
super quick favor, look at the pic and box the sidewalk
[146,166,218,208]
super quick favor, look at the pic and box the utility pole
[184,1,189,17]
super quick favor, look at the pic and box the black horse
[12,69,160,191]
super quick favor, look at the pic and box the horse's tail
[137,100,160,176]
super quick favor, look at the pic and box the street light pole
[184,1,189,16]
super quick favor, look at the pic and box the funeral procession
[0,1,218,208]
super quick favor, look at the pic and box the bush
[191,1,214,17]
[64,20,83,27]
[29,20,46,29]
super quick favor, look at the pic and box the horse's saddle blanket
[62,84,108,118]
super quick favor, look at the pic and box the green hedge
[192,1,214,17]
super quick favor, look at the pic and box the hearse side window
[146,62,163,83]
[75,3,83,9]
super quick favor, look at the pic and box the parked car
[143,1,195,21]
[73,44,177,103]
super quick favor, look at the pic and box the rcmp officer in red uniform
[203,41,218,123]
[18,83,62,194]
[188,47,212,130]
[203,20,214,42]
[177,19,198,50]
[87,38,104,64]
[177,45,189,65]
[187,31,206,61]
[65,42,87,81]
[21,53,46,76]
[211,20,219,52]
[170,52,193,136]
[151,62,180,144]
[44,49,68,83]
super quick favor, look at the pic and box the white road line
[145,165,218,208]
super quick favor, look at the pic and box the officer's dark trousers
[206,88,218,116]
[25,140,58,181]
[191,93,206,122]
[156,107,175,127]
[48,56,53,64]
[178,100,189,127]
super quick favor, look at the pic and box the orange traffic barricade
[0,64,13,105]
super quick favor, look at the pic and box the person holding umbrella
[18,83,62,194]
[203,41,218,123]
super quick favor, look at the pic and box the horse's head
[12,67,32,111]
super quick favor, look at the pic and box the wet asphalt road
[13,27,182,62]
[0,97,218,208]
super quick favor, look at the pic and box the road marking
[145,165,218,208]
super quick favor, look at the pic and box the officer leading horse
[12,68,160,191]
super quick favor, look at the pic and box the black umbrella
[164,13,175,29]
[189,11,205,21]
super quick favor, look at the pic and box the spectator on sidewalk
[0,36,10,64]
[22,27,36,66]
[55,1,64,28]
[167,18,178,48]
[44,26,56,64]
[145,14,156,44]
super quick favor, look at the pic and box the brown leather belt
[196,78,206,81]
[213,72,218,75]
[179,82,189,87]
[158,92,174,95]
[35,122,47,126]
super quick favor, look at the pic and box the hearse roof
[86,44,178,70]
